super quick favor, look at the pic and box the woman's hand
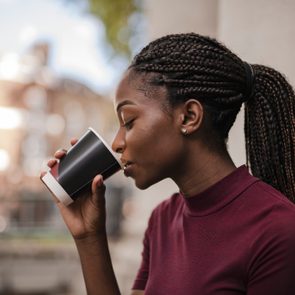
[41,138,107,240]
[42,139,121,295]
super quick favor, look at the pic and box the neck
[173,149,237,198]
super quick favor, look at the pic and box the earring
[181,127,188,135]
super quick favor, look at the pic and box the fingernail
[97,175,103,186]
[57,149,66,154]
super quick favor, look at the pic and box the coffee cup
[41,127,122,206]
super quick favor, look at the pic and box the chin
[134,180,151,190]
[134,175,163,190]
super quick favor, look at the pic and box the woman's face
[112,70,185,189]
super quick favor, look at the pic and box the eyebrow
[116,100,136,112]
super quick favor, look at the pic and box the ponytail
[245,65,295,202]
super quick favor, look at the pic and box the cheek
[128,129,183,189]
[138,128,181,166]
[126,111,181,164]
[126,131,152,157]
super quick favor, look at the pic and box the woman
[46,33,295,294]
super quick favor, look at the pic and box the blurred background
[0,0,294,294]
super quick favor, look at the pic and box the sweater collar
[180,165,259,217]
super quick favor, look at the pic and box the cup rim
[88,127,123,169]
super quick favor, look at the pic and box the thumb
[91,175,106,203]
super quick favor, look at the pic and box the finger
[70,138,79,146]
[92,175,105,195]
[91,175,106,207]
[54,149,67,159]
[47,159,57,168]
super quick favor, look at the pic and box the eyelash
[123,119,134,130]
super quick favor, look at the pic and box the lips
[121,160,134,177]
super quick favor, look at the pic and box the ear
[179,99,203,135]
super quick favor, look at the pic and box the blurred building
[0,42,116,234]
[0,42,130,295]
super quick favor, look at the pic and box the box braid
[129,33,295,202]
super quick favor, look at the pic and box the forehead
[114,70,168,110]
[115,70,140,102]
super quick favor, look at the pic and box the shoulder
[226,177,295,251]
[235,180,295,279]
[245,180,295,247]
[247,180,295,216]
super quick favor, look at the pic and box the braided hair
[129,33,295,202]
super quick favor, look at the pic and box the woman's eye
[123,119,134,130]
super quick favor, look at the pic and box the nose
[111,129,125,154]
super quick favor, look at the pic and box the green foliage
[87,0,139,58]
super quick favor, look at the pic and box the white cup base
[41,172,74,206]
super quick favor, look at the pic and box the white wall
[218,0,295,165]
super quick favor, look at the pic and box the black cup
[41,127,122,205]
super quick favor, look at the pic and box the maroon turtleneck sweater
[132,165,295,294]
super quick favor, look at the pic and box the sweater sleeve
[132,211,154,290]
[247,210,295,295]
